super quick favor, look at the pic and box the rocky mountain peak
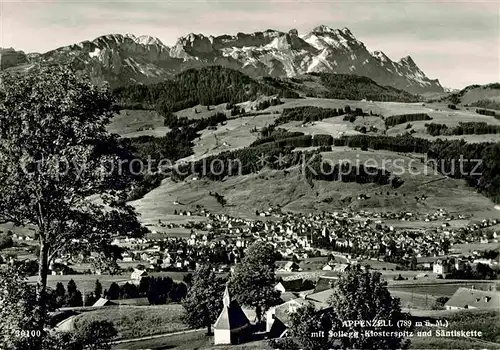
[399,55,417,67]
[372,50,390,63]
[312,24,337,34]
[4,26,444,93]
[135,35,165,47]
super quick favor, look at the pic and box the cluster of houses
[432,254,499,275]
[7,206,497,280]
[49,207,495,276]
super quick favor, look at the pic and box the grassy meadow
[74,304,188,339]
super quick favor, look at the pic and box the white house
[131,268,148,282]
[432,259,451,275]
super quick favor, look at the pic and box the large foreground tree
[229,240,281,324]
[182,265,227,335]
[0,262,118,350]
[328,265,413,349]
[0,65,146,329]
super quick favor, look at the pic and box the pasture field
[26,271,191,291]
[107,109,170,138]
[174,103,230,120]
[450,242,500,254]
[178,113,278,163]
[384,219,471,230]
[0,222,37,237]
[112,331,208,350]
[131,156,498,222]
[409,336,493,349]
[388,289,438,310]
[459,87,500,105]
[27,274,130,292]
[74,304,187,339]
[265,97,428,116]
[387,281,498,297]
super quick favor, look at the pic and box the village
[40,201,500,348]
[4,206,499,277]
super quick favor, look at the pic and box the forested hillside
[306,73,421,102]
[113,68,421,115]
[113,66,299,112]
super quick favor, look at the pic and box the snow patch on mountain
[11,26,444,93]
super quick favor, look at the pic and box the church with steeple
[213,285,251,345]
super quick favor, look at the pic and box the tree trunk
[204,307,212,335]
[255,305,262,325]
[36,240,49,330]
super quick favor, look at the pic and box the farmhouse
[92,298,116,307]
[265,293,332,336]
[274,278,312,294]
[445,288,500,310]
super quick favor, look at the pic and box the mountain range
[0,25,444,94]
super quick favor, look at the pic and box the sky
[1,0,499,88]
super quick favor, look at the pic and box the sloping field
[117,97,500,221]
[26,274,130,292]
[386,104,500,142]
[279,116,372,138]
[131,153,498,221]
[178,113,278,163]
[388,289,438,309]
[460,86,500,105]
[107,109,170,138]
[74,304,187,339]
[266,97,428,116]
[174,102,230,120]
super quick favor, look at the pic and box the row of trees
[471,100,500,111]
[385,113,431,128]
[172,142,304,182]
[274,106,364,125]
[255,97,283,111]
[475,108,498,117]
[426,122,500,136]
[105,276,188,304]
[333,134,431,153]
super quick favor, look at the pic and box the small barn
[92,298,116,308]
